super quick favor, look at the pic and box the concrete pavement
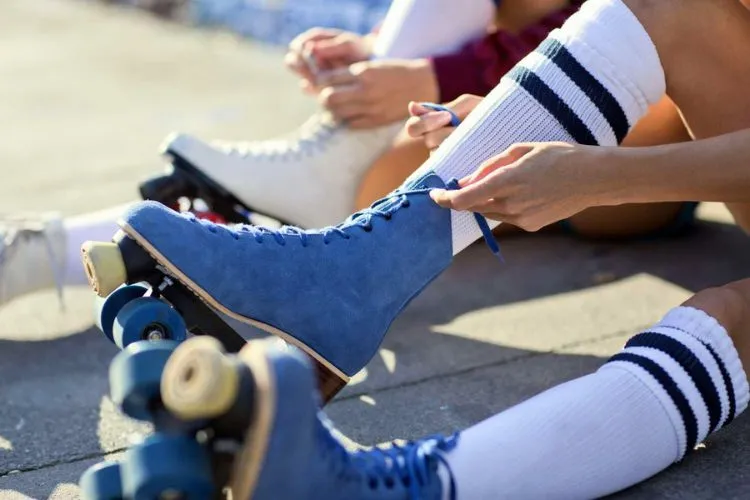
[0,1,748,498]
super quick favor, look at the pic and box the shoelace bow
[193,178,503,260]
[318,416,459,499]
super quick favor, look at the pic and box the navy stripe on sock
[660,324,738,428]
[506,66,598,145]
[609,352,698,454]
[626,332,722,434]
[703,343,737,427]
[537,39,630,143]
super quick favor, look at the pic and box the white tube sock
[372,0,496,59]
[442,307,749,499]
[407,0,666,254]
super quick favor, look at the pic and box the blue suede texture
[252,345,318,500]
[250,344,445,500]
[123,171,453,376]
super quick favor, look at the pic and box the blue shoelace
[318,415,459,499]
[194,178,503,261]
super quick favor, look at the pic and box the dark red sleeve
[431,2,583,102]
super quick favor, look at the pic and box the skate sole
[117,219,350,400]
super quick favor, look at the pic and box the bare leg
[624,0,750,230]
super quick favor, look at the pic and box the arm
[601,129,750,205]
[428,129,750,232]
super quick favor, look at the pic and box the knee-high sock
[372,0,496,59]
[442,307,749,499]
[408,0,667,254]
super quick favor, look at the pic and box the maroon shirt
[431,2,583,102]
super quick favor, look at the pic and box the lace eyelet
[402,200,411,208]
[363,225,373,233]
[384,214,392,221]
[368,478,379,490]
[384,478,395,489]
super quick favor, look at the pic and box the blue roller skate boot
[81,170,500,401]
[160,337,459,500]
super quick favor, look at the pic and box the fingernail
[430,189,446,203]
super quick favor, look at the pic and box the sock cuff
[602,306,749,461]
[553,0,666,122]
[658,306,750,418]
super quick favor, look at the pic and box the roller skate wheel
[110,340,179,422]
[79,461,123,500]
[95,284,149,343]
[112,297,187,349]
[121,434,213,499]
[81,241,127,298]
[162,336,239,421]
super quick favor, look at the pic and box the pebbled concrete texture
[0,1,749,498]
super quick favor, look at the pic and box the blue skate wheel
[96,284,149,344]
[112,297,187,349]
[121,434,214,500]
[79,461,123,500]
[109,340,179,421]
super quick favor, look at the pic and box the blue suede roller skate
[158,337,459,500]
[81,170,498,401]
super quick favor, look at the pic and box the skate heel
[161,337,243,421]
[139,168,196,207]
[81,231,158,297]
[314,359,348,403]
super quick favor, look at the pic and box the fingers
[311,37,360,64]
[288,28,341,54]
[316,66,359,87]
[423,127,454,151]
[319,84,365,116]
[405,109,453,138]
[429,153,521,211]
[285,50,317,83]
[448,94,483,120]
[460,145,532,186]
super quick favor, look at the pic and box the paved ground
[1,1,749,498]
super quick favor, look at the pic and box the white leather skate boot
[162,113,404,228]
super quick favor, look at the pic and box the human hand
[405,94,483,151]
[429,142,608,231]
[316,58,439,128]
[285,28,373,93]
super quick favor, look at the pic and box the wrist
[572,145,628,208]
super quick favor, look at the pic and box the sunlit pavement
[0,1,748,498]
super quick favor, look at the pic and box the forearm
[591,129,750,206]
